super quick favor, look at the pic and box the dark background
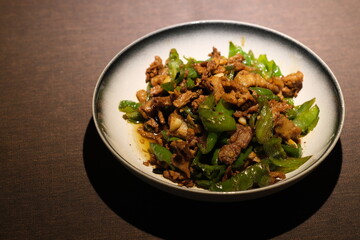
[1,1,359,239]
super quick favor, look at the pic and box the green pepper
[195,179,213,189]
[196,162,226,181]
[282,144,302,158]
[228,42,282,78]
[167,48,184,81]
[161,82,175,91]
[293,104,320,134]
[186,78,195,89]
[249,113,257,129]
[256,54,282,79]
[296,98,316,115]
[199,95,236,133]
[184,57,199,79]
[149,143,172,164]
[263,137,287,159]
[287,98,315,120]
[209,162,271,191]
[249,87,280,101]
[123,111,144,123]
[198,132,219,154]
[215,98,235,116]
[211,148,221,165]
[199,111,237,132]
[119,100,144,123]
[270,156,311,173]
[228,41,254,66]
[255,101,273,144]
[233,146,253,168]
[118,100,140,112]
[229,41,245,58]
[284,98,295,106]
[192,151,226,183]
[217,133,230,145]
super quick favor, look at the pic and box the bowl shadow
[83,118,342,239]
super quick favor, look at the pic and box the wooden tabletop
[1,1,359,239]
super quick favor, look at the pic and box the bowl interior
[93,21,344,201]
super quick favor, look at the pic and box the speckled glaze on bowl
[92,20,345,202]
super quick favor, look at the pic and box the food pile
[119,42,319,191]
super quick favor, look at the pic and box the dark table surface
[1,1,359,239]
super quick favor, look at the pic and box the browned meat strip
[219,124,253,165]
[218,144,242,165]
[281,71,303,97]
[144,118,159,133]
[274,114,301,141]
[234,71,280,93]
[145,56,164,82]
[208,76,225,102]
[163,170,194,187]
[139,96,172,119]
[170,140,194,178]
[222,90,254,107]
[269,99,293,119]
[233,104,259,118]
[191,95,206,110]
[137,125,162,144]
[227,54,245,72]
[150,85,164,96]
[136,89,148,103]
[173,90,199,108]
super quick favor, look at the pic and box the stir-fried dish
[119,42,320,191]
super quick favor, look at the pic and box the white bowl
[92,20,345,201]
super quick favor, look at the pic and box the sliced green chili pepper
[192,151,226,183]
[249,113,257,129]
[149,143,172,164]
[119,100,144,123]
[215,98,235,116]
[270,156,311,173]
[199,93,216,110]
[296,98,316,115]
[293,104,320,134]
[186,78,195,89]
[161,81,175,91]
[255,101,273,144]
[118,100,140,112]
[217,133,230,145]
[198,132,219,154]
[211,148,221,165]
[263,137,287,159]
[229,42,282,78]
[123,111,144,123]
[284,97,295,106]
[282,144,302,158]
[196,162,226,180]
[167,48,184,81]
[250,87,280,101]
[287,98,316,120]
[210,162,271,191]
[199,111,237,132]
[199,95,236,133]
[256,54,282,79]
[233,146,253,168]
[228,41,254,66]
[184,57,199,79]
